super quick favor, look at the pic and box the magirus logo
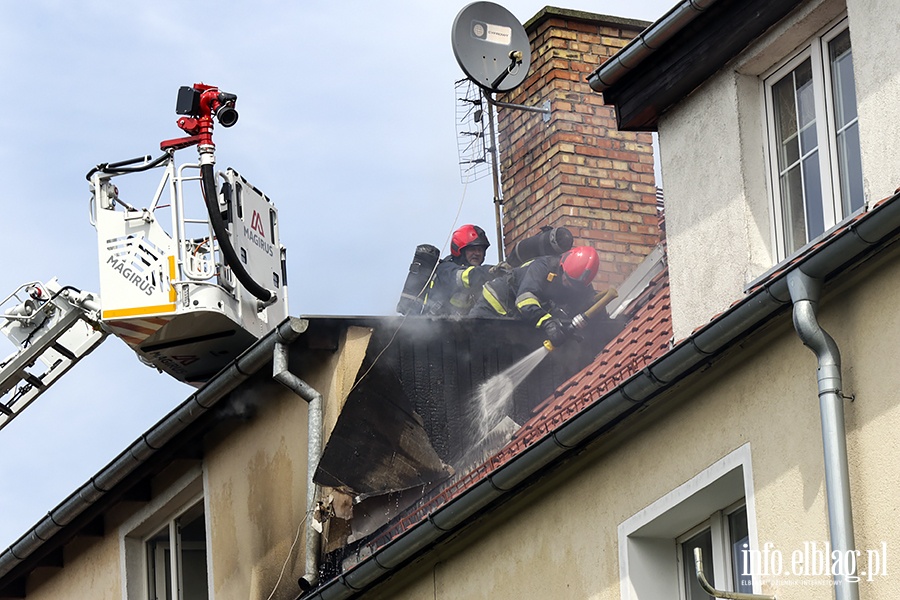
[105,234,163,296]
[243,210,274,257]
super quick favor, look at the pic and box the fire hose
[199,162,274,305]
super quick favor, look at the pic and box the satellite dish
[451,2,532,93]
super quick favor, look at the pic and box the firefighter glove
[542,318,570,347]
[489,261,513,276]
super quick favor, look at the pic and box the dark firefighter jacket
[423,256,494,316]
[472,255,595,327]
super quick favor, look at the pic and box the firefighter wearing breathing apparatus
[423,224,505,316]
[470,246,601,347]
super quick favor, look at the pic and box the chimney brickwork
[497,8,659,290]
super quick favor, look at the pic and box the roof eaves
[302,188,900,599]
[588,0,805,130]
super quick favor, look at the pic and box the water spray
[471,287,619,450]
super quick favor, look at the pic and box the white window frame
[145,500,208,600]
[763,16,861,261]
[120,466,213,600]
[674,500,749,599]
[618,444,760,600]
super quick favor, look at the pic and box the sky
[0,0,675,551]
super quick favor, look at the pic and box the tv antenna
[455,79,490,185]
[451,1,550,262]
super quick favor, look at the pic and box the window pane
[781,164,806,252]
[729,507,754,594]
[795,60,818,156]
[772,76,799,169]
[803,152,825,238]
[829,29,864,214]
[837,122,864,214]
[682,529,715,600]
[147,504,209,600]
[772,58,825,254]
[830,30,857,126]
[178,504,209,600]
[147,526,173,600]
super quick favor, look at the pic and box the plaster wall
[323,326,373,439]
[204,326,370,600]
[657,69,762,341]
[845,0,900,203]
[24,534,121,599]
[18,371,319,600]
[367,247,900,600]
[12,324,370,600]
[656,0,890,340]
[203,374,311,600]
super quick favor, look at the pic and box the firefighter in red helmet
[451,224,490,266]
[423,224,498,316]
[470,246,601,347]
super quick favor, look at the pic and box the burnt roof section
[353,268,672,552]
[509,268,671,447]
[588,0,805,130]
[314,314,625,495]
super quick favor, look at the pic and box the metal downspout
[787,270,859,600]
[273,341,324,591]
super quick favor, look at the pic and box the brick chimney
[497,8,659,290]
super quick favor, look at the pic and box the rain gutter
[273,341,324,591]
[587,0,719,92]
[0,317,308,583]
[300,192,900,600]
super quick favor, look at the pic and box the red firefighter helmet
[450,224,490,257]
[559,246,600,285]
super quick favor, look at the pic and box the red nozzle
[161,83,238,151]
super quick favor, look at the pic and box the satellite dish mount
[492,49,523,90]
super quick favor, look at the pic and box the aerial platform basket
[91,158,288,385]
[0,83,288,430]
